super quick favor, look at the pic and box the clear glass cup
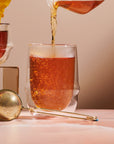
[26,43,80,116]
[0,23,13,64]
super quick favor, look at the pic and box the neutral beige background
[1,0,114,108]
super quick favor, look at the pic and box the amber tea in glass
[27,43,80,113]
[0,23,8,58]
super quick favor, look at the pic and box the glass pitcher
[47,0,104,14]
[48,0,104,45]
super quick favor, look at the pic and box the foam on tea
[29,44,75,58]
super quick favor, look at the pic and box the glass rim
[29,43,77,48]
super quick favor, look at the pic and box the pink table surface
[0,109,114,144]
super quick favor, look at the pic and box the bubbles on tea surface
[30,44,75,58]
[30,47,51,58]
[55,46,75,58]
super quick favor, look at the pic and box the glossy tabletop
[0,109,114,144]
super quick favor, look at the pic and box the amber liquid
[55,1,104,14]
[30,56,75,110]
[0,0,10,57]
[51,0,104,45]
[0,31,8,58]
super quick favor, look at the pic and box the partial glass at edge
[48,0,104,14]
[27,44,80,115]
[0,23,13,64]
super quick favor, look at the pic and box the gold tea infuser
[0,89,98,121]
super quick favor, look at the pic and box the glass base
[63,95,78,112]
[27,95,78,119]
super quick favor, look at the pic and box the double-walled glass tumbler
[27,43,80,115]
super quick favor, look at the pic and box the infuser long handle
[23,107,98,121]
